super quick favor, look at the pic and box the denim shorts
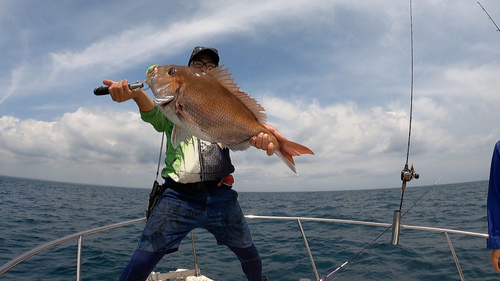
[137,186,253,252]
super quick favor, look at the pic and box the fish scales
[177,73,260,145]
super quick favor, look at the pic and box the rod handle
[93,82,144,96]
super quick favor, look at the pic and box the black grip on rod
[93,86,109,95]
[93,82,143,96]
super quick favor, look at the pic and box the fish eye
[167,67,177,76]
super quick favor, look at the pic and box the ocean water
[0,175,497,280]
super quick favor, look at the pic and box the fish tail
[275,140,314,174]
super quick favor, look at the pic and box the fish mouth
[152,82,175,108]
[154,96,175,108]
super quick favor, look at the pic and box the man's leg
[228,244,263,281]
[205,188,264,280]
[118,250,167,281]
[125,188,200,281]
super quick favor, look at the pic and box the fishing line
[155,131,166,181]
[324,174,445,280]
[401,174,444,217]
[146,124,168,220]
[321,226,393,281]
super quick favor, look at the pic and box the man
[103,46,279,281]
[487,140,500,273]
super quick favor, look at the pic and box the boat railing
[0,215,488,281]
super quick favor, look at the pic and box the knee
[228,243,261,262]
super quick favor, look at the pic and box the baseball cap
[188,46,220,66]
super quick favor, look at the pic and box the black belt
[164,177,228,193]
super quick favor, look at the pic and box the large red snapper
[145,64,313,173]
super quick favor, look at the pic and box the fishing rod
[320,1,422,279]
[391,0,420,249]
[399,0,420,210]
[478,1,500,32]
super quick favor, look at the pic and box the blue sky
[1,0,500,192]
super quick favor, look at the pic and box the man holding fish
[101,46,312,281]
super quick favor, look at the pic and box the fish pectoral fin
[171,125,190,148]
[175,101,185,111]
[173,101,198,126]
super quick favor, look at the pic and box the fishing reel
[395,163,420,244]
[401,164,419,182]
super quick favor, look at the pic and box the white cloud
[1,64,25,104]
[0,108,162,187]
[0,86,496,191]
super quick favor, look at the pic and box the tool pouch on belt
[146,180,166,221]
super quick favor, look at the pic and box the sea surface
[0,175,497,280]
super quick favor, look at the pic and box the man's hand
[491,249,500,273]
[251,124,287,156]
[102,79,154,112]
[103,79,137,103]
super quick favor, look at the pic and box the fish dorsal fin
[206,65,267,124]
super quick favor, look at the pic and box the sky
[1,0,500,192]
